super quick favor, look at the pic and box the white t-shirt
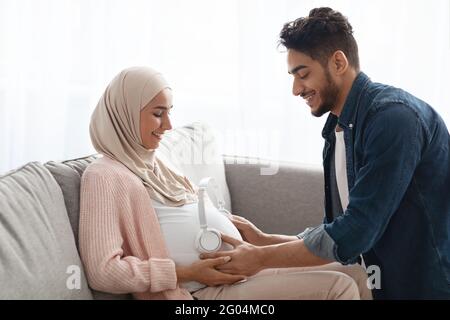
[152,196,242,292]
[335,129,366,268]
[335,130,349,212]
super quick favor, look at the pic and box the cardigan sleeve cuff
[149,258,178,293]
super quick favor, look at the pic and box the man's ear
[331,50,349,75]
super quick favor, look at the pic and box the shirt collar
[322,72,371,139]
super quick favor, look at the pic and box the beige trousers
[192,262,372,300]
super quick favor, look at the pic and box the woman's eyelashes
[153,106,172,118]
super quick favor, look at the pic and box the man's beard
[311,69,339,117]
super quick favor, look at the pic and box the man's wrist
[257,232,274,245]
[255,245,271,270]
[265,233,299,245]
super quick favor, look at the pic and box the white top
[335,130,349,212]
[335,129,367,268]
[152,196,242,292]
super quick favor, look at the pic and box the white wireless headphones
[195,177,232,253]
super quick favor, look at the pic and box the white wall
[1,0,449,172]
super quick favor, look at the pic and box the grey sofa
[0,123,324,299]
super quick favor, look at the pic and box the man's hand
[229,215,270,246]
[230,214,299,245]
[200,233,265,277]
[199,233,333,277]
[177,256,246,287]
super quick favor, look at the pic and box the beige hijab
[89,66,197,206]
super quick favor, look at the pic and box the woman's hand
[176,256,246,287]
[229,214,271,246]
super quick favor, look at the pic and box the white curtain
[1,0,449,173]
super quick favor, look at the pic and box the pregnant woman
[79,66,370,300]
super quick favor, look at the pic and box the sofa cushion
[44,155,98,249]
[157,122,232,211]
[0,162,93,299]
[224,156,325,234]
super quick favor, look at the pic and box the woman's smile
[152,131,163,140]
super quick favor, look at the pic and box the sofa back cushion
[0,162,92,299]
[157,122,231,211]
[45,155,98,249]
[224,156,325,234]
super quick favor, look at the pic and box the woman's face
[140,88,173,150]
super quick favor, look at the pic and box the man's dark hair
[279,7,360,71]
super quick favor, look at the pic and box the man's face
[287,49,339,117]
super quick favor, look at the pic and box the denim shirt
[301,72,450,299]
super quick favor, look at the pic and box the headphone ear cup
[196,228,222,253]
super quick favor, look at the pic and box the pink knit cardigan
[79,156,192,300]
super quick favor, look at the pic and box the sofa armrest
[223,156,324,235]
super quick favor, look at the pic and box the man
[201,7,450,299]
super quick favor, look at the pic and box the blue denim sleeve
[301,225,339,262]
[296,227,314,239]
[324,104,424,264]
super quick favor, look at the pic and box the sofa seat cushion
[0,162,92,299]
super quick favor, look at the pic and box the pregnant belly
[157,202,242,292]
[159,208,242,266]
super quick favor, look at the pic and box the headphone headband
[198,177,213,229]
[196,177,225,253]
